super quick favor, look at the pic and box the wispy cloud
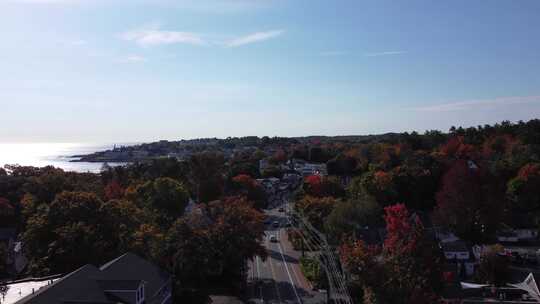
[224,30,284,48]
[122,26,284,48]
[413,96,540,112]
[364,51,405,57]
[320,51,348,57]
[121,26,205,47]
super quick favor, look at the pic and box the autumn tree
[507,163,540,211]
[104,180,124,201]
[360,170,398,206]
[230,174,266,209]
[296,196,339,230]
[341,204,443,303]
[304,175,344,198]
[434,160,504,242]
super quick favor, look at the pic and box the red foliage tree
[434,160,503,242]
[104,180,125,201]
[383,203,417,254]
[304,175,323,197]
[507,163,540,211]
[440,136,476,159]
[232,174,257,189]
[340,204,443,303]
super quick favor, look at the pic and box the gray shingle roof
[99,252,170,299]
[15,252,170,304]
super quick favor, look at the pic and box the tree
[392,151,442,211]
[0,197,15,227]
[360,170,398,206]
[23,191,143,274]
[327,153,358,176]
[325,195,382,242]
[296,196,338,230]
[165,196,266,296]
[304,175,344,198]
[434,160,504,242]
[188,152,225,203]
[440,136,476,159]
[475,244,510,286]
[104,180,124,201]
[128,178,190,224]
[230,175,266,209]
[507,163,540,211]
[340,204,443,303]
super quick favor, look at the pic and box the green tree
[23,191,143,274]
[325,195,382,242]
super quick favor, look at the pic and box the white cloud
[364,51,405,57]
[122,26,284,48]
[413,96,540,112]
[121,28,205,47]
[224,30,284,48]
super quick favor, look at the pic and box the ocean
[0,143,129,173]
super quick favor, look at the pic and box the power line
[288,207,353,304]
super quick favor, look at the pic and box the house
[16,252,172,304]
[440,240,476,277]
[497,227,538,243]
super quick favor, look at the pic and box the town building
[15,252,172,304]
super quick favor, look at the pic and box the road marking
[268,247,283,303]
[256,256,263,302]
[278,233,303,304]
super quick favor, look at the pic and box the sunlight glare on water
[0,142,120,173]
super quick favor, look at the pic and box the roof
[441,240,469,252]
[97,279,142,291]
[16,265,112,304]
[16,253,170,304]
[99,252,170,299]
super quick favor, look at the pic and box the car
[263,218,271,225]
[278,207,285,212]
[269,235,278,242]
[272,221,280,228]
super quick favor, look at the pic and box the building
[15,252,172,304]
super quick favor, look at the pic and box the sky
[1,0,540,143]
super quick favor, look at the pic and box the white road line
[268,247,282,303]
[256,256,263,302]
[278,233,303,304]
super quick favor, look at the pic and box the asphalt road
[246,206,326,304]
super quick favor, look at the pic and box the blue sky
[1,0,540,143]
